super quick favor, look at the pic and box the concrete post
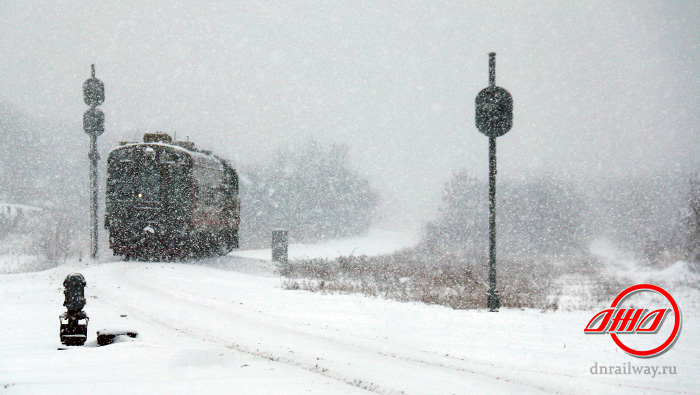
[272,229,288,263]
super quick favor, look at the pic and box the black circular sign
[475,86,513,138]
[83,108,105,136]
[83,78,105,107]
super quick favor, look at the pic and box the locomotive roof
[108,142,234,168]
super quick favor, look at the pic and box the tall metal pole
[477,52,512,311]
[89,133,98,259]
[489,52,496,88]
[488,135,499,311]
[89,65,98,259]
[83,64,105,259]
[486,52,500,311]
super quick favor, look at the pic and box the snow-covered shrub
[0,210,76,272]
[33,212,73,265]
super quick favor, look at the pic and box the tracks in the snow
[90,263,585,394]
[92,264,391,394]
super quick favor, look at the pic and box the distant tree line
[239,140,380,247]
[424,171,586,258]
[424,169,695,265]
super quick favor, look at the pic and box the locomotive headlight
[144,146,156,159]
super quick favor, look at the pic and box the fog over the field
[1,1,699,226]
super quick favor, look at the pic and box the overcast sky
[1,1,699,226]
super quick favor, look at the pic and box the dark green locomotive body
[105,133,240,259]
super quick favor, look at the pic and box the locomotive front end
[105,139,192,259]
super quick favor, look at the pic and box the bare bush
[280,248,646,312]
[33,213,74,266]
[279,248,560,310]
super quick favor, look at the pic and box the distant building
[0,202,42,236]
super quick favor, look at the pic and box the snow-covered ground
[230,229,419,261]
[1,232,698,394]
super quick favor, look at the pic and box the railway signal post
[83,64,105,259]
[475,53,513,312]
[59,273,89,346]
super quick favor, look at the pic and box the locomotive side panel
[190,155,225,231]
[222,164,241,233]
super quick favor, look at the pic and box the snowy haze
[1,1,699,225]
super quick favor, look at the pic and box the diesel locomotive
[105,132,240,259]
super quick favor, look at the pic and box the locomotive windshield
[138,161,161,202]
[108,157,162,203]
[107,147,169,204]
[110,159,134,201]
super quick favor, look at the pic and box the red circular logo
[608,284,682,358]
